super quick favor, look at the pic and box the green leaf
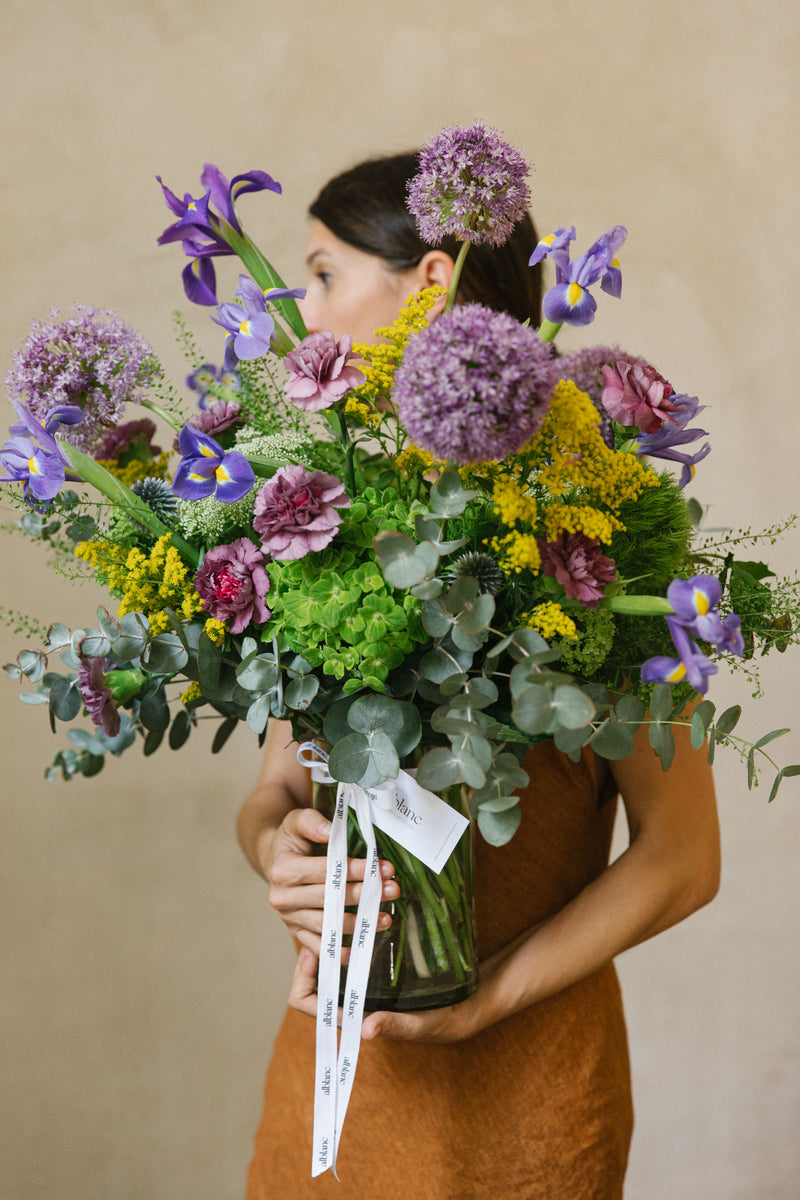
[419,646,467,684]
[690,700,716,749]
[707,728,716,765]
[246,694,271,735]
[476,794,520,813]
[79,633,112,660]
[714,705,742,737]
[212,717,239,754]
[284,675,319,710]
[554,724,593,754]
[169,709,192,749]
[20,690,49,705]
[139,688,170,734]
[477,803,521,846]
[550,685,596,730]
[614,695,646,727]
[17,650,48,682]
[649,684,673,722]
[49,677,81,722]
[421,599,453,638]
[328,730,399,788]
[143,727,164,755]
[410,578,444,600]
[236,654,279,693]
[590,720,635,760]
[374,532,439,588]
[752,728,790,750]
[747,749,756,790]
[197,631,222,695]
[416,746,461,791]
[511,686,554,736]
[144,633,189,674]
[429,470,478,517]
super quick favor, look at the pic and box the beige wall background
[1,1,798,1197]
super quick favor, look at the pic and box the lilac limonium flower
[408,121,532,247]
[252,464,350,560]
[212,276,306,364]
[0,401,84,503]
[171,425,255,502]
[157,164,282,305]
[636,392,711,487]
[194,537,271,634]
[283,333,366,412]
[394,304,557,463]
[530,225,627,327]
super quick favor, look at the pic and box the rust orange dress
[246,742,633,1199]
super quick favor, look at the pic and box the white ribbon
[297,742,469,1177]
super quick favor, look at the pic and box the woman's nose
[297,291,319,335]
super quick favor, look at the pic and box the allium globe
[394,304,557,464]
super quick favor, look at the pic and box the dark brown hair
[308,153,542,325]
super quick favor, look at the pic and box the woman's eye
[316,270,331,287]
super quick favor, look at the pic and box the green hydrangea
[556,607,616,677]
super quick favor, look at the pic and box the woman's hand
[263,808,399,955]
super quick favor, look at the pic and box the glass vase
[312,778,478,1012]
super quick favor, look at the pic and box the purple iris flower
[211,276,305,363]
[1,401,84,503]
[666,575,745,657]
[157,164,282,306]
[171,425,255,503]
[636,392,711,487]
[530,225,627,327]
[186,363,240,409]
[641,616,718,694]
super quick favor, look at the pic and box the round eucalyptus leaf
[67,729,92,751]
[551,685,596,730]
[246,694,271,735]
[17,649,48,682]
[328,730,399,788]
[79,634,112,660]
[429,470,478,517]
[19,690,49,705]
[79,754,106,778]
[420,647,464,684]
[512,686,554,735]
[649,683,673,722]
[477,803,521,846]
[236,655,279,693]
[143,727,164,756]
[284,674,319,710]
[475,794,520,813]
[415,746,460,792]
[139,687,170,734]
[410,578,444,601]
[590,720,635,759]
[348,693,405,738]
[169,709,193,750]
[44,623,72,652]
[554,724,593,754]
[614,694,646,727]
[49,677,82,722]
[421,599,453,638]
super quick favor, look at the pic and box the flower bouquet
[3,124,799,1022]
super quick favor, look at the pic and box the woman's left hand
[288,946,486,1044]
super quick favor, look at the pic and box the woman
[237,154,721,1199]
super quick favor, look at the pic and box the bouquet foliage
[3,124,799,844]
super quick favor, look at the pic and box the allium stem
[138,396,184,433]
[444,240,473,314]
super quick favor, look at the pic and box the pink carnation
[193,537,271,634]
[538,532,617,609]
[283,332,365,412]
[252,464,350,560]
[600,357,679,434]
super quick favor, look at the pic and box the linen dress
[245,741,633,1199]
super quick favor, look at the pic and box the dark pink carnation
[194,537,271,634]
[94,418,162,461]
[252,464,350,560]
[538,532,617,609]
[600,357,679,434]
[283,332,365,412]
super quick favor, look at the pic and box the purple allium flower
[531,226,627,327]
[283,333,365,412]
[394,304,557,463]
[538,532,617,609]
[94,418,162,462]
[5,306,158,452]
[601,357,679,434]
[171,425,255,503]
[252,464,350,560]
[408,122,532,247]
[77,656,121,737]
[193,537,271,634]
[157,164,282,306]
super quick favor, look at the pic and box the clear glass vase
[312,778,478,1012]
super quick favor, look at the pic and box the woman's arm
[236,720,399,953]
[289,719,720,1039]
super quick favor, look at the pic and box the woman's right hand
[260,806,399,954]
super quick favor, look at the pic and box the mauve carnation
[77,656,120,737]
[175,399,246,447]
[283,332,365,412]
[252,464,350,560]
[193,537,271,634]
[395,304,557,463]
[601,357,679,434]
[538,532,617,609]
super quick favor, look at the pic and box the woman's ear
[414,250,455,291]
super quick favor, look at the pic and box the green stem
[138,396,184,433]
[222,227,308,346]
[57,439,200,568]
[337,410,358,496]
[537,318,562,344]
[444,240,472,313]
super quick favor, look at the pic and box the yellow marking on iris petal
[188,471,208,482]
[28,456,41,475]
[567,282,583,307]
[215,464,232,483]
[542,234,556,247]
[187,201,197,211]
[694,588,710,616]
[198,442,218,458]
[239,320,251,335]
[667,661,687,683]
[611,257,620,268]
